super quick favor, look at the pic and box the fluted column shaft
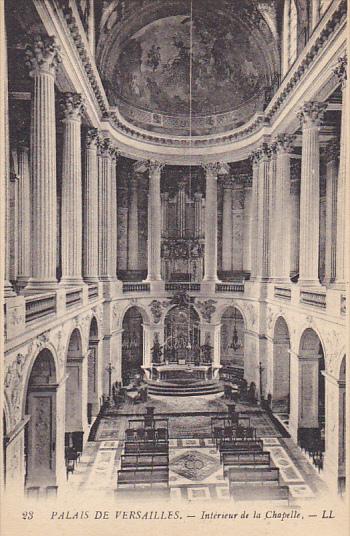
[146,162,163,281]
[324,140,339,285]
[268,146,277,279]
[194,192,202,238]
[274,135,294,282]
[98,139,117,280]
[25,35,61,291]
[60,93,85,285]
[17,145,31,287]
[334,55,347,287]
[128,174,139,271]
[297,101,326,286]
[2,4,15,296]
[256,144,270,280]
[203,164,220,281]
[110,151,118,277]
[222,179,233,272]
[83,128,99,282]
[249,154,259,280]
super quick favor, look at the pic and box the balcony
[300,290,326,309]
[65,288,83,309]
[165,282,201,292]
[122,283,150,293]
[274,286,292,301]
[88,284,99,301]
[215,283,244,293]
[25,294,56,324]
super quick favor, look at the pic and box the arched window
[282,0,298,75]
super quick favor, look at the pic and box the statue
[151,333,163,364]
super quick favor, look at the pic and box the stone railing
[215,283,244,293]
[123,283,150,293]
[25,293,56,324]
[274,286,292,300]
[300,290,326,309]
[165,282,201,292]
[88,284,99,301]
[66,288,83,309]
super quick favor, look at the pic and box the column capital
[323,138,340,164]
[60,92,85,121]
[203,162,229,176]
[97,137,112,158]
[25,34,61,77]
[333,53,347,88]
[148,160,165,175]
[275,133,296,154]
[297,101,327,127]
[256,142,271,161]
[249,149,260,166]
[110,145,120,161]
[85,128,99,149]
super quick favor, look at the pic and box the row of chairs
[117,415,170,492]
[215,408,290,503]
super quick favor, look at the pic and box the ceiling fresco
[96,1,280,133]
[112,14,269,116]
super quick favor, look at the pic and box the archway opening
[24,349,57,492]
[65,329,85,460]
[339,355,346,495]
[87,317,99,423]
[122,307,144,385]
[164,305,200,364]
[220,306,245,371]
[272,317,290,414]
[297,328,325,464]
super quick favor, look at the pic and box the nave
[62,395,326,503]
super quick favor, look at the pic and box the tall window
[282,0,298,76]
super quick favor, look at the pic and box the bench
[124,442,169,455]
[120,454,169,469]
[117,468,169,488]
[228,466,280,483]
[230,483,290,503]
[222,451,271,469]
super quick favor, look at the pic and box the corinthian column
[333,54,348,288]
[128,172,139,271]
[60,93,85,286]
[297,101,327,286]
[203,163,228,282]
[256,143,270,281]
[2,5,15,296]
[17,144,31,289]
[222,177,233,273]
[98,138,117,281]
[274,134,295,282]
[249,151,259,280]
[268,144,277,280]
[323,139,339,286]
[83,128,99,282]
[25,35,61,291]
[145,161,163,282]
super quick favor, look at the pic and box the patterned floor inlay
[170,449,221,482]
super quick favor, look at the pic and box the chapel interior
[2,0,348,504]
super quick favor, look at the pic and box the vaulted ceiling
[96,0,280,134]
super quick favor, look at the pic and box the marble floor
[63,397,327,503]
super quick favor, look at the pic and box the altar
[151,363,212,382]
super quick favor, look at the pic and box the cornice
[40,0,346,158]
